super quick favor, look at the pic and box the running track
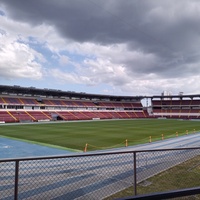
[1,133,200,199]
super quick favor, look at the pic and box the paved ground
[0,133,200,200]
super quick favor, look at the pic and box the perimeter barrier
[83,129,199,151]
[1,147,200,199]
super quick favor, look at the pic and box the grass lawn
[0,119,199,151]
[105,155,200,200]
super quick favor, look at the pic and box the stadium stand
[0,85,200,123]
[151,96,200,119]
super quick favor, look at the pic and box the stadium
[1,0,200,199]
[1,85,200,199]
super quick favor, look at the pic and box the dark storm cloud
[1,0,163,45]
[1,0,200,78]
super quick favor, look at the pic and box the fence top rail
[116,186,200,200]
[0,146,200,163]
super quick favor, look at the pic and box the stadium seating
[2,97,21,104]
[19,98,39,105]
[1,92,200,123]
[152,99,200,119]
[0,111,18,122]
[9,111,34,122]
[1,82,200,126]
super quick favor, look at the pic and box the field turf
[0,119,200,151]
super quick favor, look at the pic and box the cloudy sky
[0,0,200,96]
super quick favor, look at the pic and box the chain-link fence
[1,147,200,200]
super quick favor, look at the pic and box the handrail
[116,186,200,199]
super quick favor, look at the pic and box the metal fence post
[14,161,19,200]
[133,152,137,196]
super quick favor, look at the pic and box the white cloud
[0,34,43,80]
[58,55,70,66]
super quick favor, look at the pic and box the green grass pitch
[0,119,200,151]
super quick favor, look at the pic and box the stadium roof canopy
[151,94,200,99]
[0,85,144,101]
[0,85,199,101]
